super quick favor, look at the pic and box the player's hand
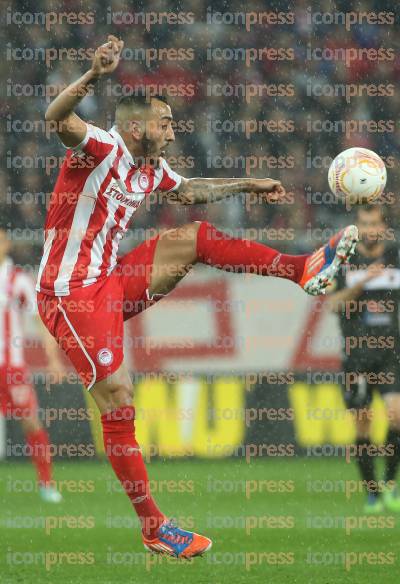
[91,35,124,76]
[250,179,286,202]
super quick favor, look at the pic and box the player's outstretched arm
[44,35,124,147]
[167,177,286,204]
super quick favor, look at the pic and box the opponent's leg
[382,393,400,511]
[352,410,382,513]
[91,363,212,557]
[20,415,62,503]
[149,221,358,297]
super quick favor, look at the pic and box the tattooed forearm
[169,178,254,205]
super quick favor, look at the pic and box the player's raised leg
[148,221,358,297]
[90,363,212,558]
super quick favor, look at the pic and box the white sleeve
[62,124,116,162]
[158,158,183,192]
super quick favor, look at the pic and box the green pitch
[0,457,398,583]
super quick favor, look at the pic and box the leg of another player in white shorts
[382,393,400,511]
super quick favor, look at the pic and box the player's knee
[355,415,370,439]
[388,409,400,431]
[94,381,134,412]
[109,382,134,406]
[20,416,42,435]
[182,222,201,243]
[160,222,200,261]
[178,222,201,261]
[385,396,400,430]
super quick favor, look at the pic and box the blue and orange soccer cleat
[299,225,358,295]
[143,519,212,558]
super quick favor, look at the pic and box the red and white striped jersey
[36,124,183,296]
[0,258,37,368]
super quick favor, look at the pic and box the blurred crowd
[2,0,400,267]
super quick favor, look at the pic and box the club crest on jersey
[97,348,114,366]
[138,173,149,191]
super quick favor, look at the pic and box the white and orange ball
[328,147,387,204]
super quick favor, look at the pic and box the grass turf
[0,457,398,583]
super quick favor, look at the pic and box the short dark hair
[116,94,168,109]
[357,203,387,221]
[361,203,380,213]
[115,94,169,126]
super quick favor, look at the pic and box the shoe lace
[161,519,191,545]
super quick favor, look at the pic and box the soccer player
[328,205,400,513]
[37,35,358,557]
[0,227,65,502]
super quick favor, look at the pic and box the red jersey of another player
[0,257,37,369]
[0,257,38,419]
[36,124,182,296]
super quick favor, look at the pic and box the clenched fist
[91,35,124,76]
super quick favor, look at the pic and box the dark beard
[136,134,158,167]
[362,237,381,250]
[136,135,159,167]
[142,134,153,156]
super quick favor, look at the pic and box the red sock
[196,221,308,283]
[101,406,165,538]
[26,428,52,486]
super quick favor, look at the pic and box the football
[328,147,387,204]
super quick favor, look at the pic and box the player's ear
[129,120,143,140]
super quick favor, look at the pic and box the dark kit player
[37,35,358,557]
[328,205,400,513]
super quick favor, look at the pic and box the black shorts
[342,351,400,409]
